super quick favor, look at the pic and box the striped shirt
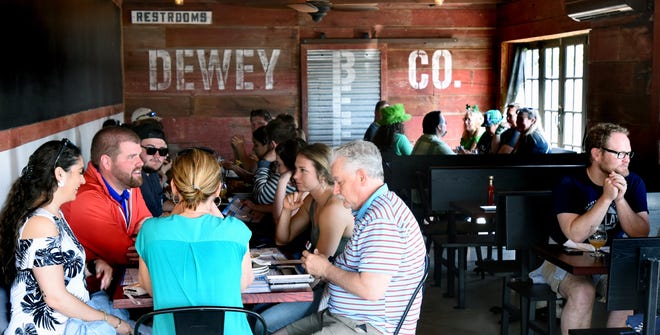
[252,160,296,204]
[328,184,426,335]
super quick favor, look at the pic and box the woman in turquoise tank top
[136,148,254,335]
[260,143,354,333]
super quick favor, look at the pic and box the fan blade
[287,3,319,12]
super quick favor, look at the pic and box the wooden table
[113,248,314,309]
[112,284,313,309]
[534,244,609,276]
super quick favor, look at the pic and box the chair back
[496,190,553,250]
[496,190,553,276]
[647,192,660,236]
[393,254,429,335]
[133,306,267,335]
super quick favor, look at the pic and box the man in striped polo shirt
[279,140,427,335]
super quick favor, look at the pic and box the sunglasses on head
[53,138,73,168]
[141,146,169,156]
[138,111,157,119]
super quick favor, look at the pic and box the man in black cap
[133,123,170,216]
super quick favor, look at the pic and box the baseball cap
[131,108,162,122]
[483,109,503,127]
[133,122,167,141]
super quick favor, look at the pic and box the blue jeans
[63,291,133,335]
[0,286,8,333]
[256,284,324,334]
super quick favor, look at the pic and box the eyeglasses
[601,147,634,159]
[141,146,169,156]
[53,138,72,168]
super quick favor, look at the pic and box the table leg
[444,247,455,298]
[444,211,457,298]
[456,246,466,309]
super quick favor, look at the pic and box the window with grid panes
[514,35,587,152]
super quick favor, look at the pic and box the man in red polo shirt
[62,126,152,293]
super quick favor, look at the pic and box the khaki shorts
[540,261,607,301]
[285,309,382,335]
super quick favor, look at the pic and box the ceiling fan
[286,1,379,22]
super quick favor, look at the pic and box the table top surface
[450,201,497,219]
[112,286,314,309]
[113,248,314,309]
[535,244,609,276]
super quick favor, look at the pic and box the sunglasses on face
[141,146,169,156]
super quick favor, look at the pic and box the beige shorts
[285,309,382,335]
[540,261,607,301]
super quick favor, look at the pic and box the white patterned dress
[5,208,89,335]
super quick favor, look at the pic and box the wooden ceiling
[220,0,505,6]
[122,0,506,9]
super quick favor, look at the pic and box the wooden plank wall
[122,3,497,157]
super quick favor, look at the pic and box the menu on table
[222,198,264,223]
[246,248,312,293]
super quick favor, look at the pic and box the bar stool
[501,277,558,335]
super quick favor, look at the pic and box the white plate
[253,266,269,275]
[252,258,271,266]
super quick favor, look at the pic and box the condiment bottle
[487,176,495,205]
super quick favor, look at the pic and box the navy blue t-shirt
[551,170,648,245]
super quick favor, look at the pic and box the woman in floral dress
[0,139,132,335]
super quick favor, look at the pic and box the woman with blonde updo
[136,148,254,335]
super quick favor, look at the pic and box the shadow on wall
[0,114,122,209]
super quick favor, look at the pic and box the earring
[57,180,64,187]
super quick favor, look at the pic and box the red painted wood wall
[122,2,498,157]
[121,1,659,188]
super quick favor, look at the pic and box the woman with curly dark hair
[0,139,131,334]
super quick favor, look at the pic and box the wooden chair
[498,191,560,335]
[133,305,267,335]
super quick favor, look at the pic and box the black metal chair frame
[133,305,267,335]
[394,254,429,335]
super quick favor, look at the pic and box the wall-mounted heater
[565,0,648,21]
